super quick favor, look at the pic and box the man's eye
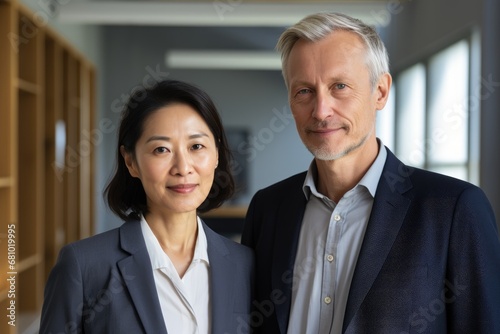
[297,88,311,95]
[336,83,347,89]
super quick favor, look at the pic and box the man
[241,12,500,334]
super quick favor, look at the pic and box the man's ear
[120,145,139,178]
[375,72,392,110]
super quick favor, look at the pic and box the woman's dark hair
[104,79,235,221]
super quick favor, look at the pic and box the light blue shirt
[287,143,387,334]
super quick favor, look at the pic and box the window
[378,36,479,183]
[427,41,469,180]
[395,63,426,168]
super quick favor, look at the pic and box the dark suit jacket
[242,148,500,334]
[40,219,254,334]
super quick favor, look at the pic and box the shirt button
[324,296,332,304]
[334,214,341,221]
[326,254,334,262]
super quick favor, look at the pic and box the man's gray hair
[276,12,390,88]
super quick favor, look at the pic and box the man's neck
[315,139,379,202]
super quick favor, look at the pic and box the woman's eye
[154,147,169,154]
[192,144,204,150]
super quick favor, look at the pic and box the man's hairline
[281,31,377,91]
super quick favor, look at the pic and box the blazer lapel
[272,177,307,334]
[203,222,235,333]
[342,150,413,333]
[117,221,168,334]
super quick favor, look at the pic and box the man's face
[286,30,387,161]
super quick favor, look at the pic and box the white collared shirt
[287,143,387,334]
[141,215,211,334]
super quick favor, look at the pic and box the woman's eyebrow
[145,132,210,143]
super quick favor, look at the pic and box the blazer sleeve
[446,186,500,333]
[40,244,85,334]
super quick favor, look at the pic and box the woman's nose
[170,151,193,176]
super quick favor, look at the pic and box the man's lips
[168,184,197,193]
[307,127,344,135]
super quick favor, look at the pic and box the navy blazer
[40,219,254,334]
[242,148,500,334]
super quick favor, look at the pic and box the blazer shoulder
[203,221,254,261]
[409,166,481,195]
[56,221,142,267]
[384,154,496,223]
[62,226,121,255]
[383,148,481,196]
[254,171,307,199]
[221,236,254,260]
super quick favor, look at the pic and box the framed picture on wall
[225,127,249,203]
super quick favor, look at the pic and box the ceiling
[54,0,392,70]
[56,1,392,27]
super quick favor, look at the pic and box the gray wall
[381,0,482,72]
[97,26,311,232]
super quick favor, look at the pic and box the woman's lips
[168,184,197,193]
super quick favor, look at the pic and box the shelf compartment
[17,89,44,262]
[17,13,40,85]
[0,2,16,179]
[18,262,43,311]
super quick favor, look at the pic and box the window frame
[388,30,481,184]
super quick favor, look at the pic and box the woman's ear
[120,145,139,178]
[215,148,219,169]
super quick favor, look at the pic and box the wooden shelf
[17,254,43,273]
[0,177,13,188]
[0,1,96,332]
[16,78,40,94]
[0,7,16,332]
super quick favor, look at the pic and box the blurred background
[1,0,499,332]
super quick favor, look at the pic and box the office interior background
[0,0,499,332]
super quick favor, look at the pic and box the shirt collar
[302,139,387,200]
[140,215,210,270]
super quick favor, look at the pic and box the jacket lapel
[117,221,168,334]
[272,176,308,334]
[342,150,413,332]
[203,222,235,333]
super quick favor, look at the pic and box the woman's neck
[145,211,198,278]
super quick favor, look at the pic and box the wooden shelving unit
[0,1,96,332]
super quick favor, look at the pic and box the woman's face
[122,103,218,215]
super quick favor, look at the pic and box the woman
[40,79,254,334]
